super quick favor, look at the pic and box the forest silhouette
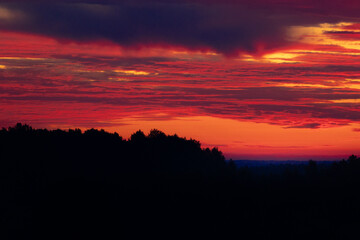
[1,123,360,239]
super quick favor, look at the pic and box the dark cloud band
[1,1,359,55]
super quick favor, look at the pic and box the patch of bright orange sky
[1,22,360,160]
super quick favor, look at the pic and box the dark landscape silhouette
[1,123,360,239]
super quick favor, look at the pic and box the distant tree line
[0,123,360,239]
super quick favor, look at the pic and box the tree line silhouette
[1,123,360,239]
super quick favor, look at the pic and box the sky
[1,0,360,160]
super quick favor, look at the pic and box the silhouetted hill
[1,123,360,239]
[230,160,337,176]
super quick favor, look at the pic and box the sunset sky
[1,0,360,160]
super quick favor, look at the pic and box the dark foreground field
[1,124,359,239]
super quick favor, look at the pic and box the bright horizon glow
[100,116,359,160]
